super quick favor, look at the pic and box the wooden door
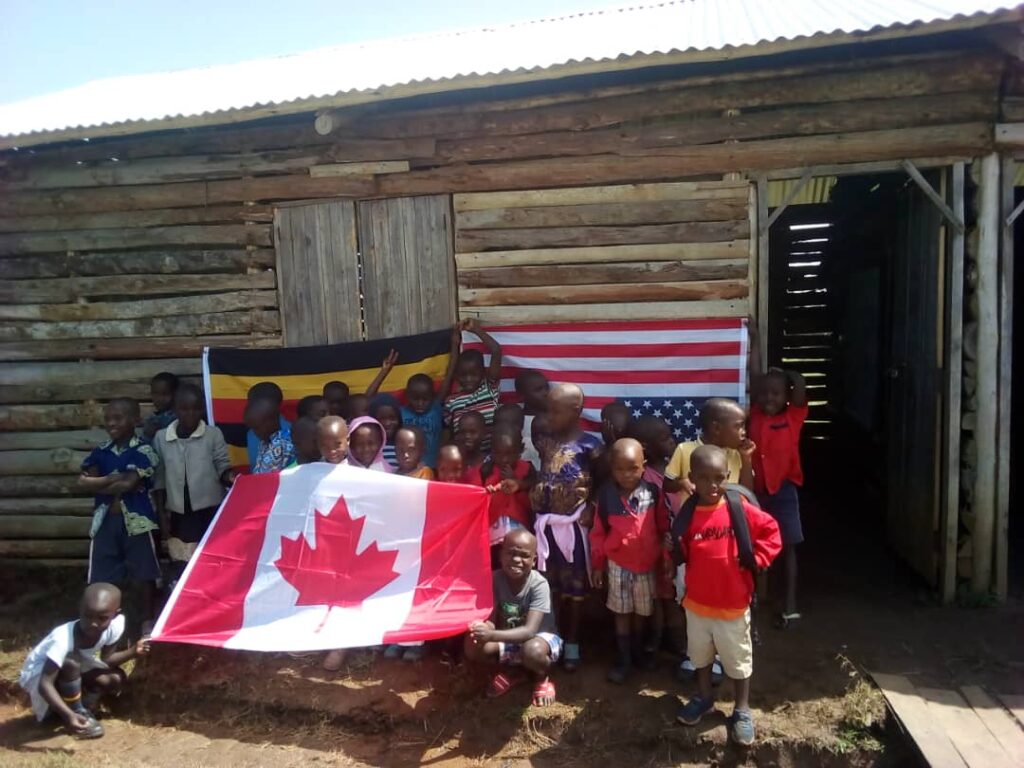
[358,195,457,340]
[884,179,943,583]
[274,201,361,346]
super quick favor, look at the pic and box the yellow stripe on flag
[228,444,249,468]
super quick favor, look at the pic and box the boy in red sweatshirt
[590,438,668,684]
[671,445,780,746]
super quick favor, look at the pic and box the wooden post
[996,154,1015,601]
[942,163,965,604]
[972,153,999,594]
[756,176,769,367]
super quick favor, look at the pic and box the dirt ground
[2,492,1023,768]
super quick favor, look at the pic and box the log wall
[0,44,1007,560]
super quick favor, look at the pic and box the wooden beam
[0,334,281,362]
[0,516,91,538]
[0,497,93,515]
[764,155,970,181]
[920,687,1016,768]
[0,223,272,255]
[0,204,272,233]
[457,258,747,288]
[459,279,748,306]
[973,153,1000,594]
[456,198,748,229]
[0,310,280,342]
[994,123,1024,147]
[0,475,86,496]
[0,271,275,304]
[901,160,965,232]
[0,290,277,322]
[460,298,748,324]
[870,673,967,768]
[454,181,747,212]
[0,249,275,280]
[959,686,1024,761]
[0,430,108,451]
[996,154,1015,601]
[0,539,90,557]
[756,176,770,367]
[765,169,811,229]
[0,358,200,387]
[0,448,90,475]
[1005,197,1024,227]
[309,160,410,177]
[455,241,747,268]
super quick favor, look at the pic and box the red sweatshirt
[679,496,781,619]
[590,479,668,573]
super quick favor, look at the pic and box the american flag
[463,318,748,439]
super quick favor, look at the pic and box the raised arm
[788,370,808,408]
[461,317,502,384]
[437,325,462,400]
[365,349,399,398]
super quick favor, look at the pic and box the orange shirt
[749,403,807,495]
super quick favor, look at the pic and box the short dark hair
[457,410,487,430]
[699,398,743,430]
[458,349,485,368]
[174,382,204,406]
[406,373,434,390]
[396,424,426,446]
[248,381,283,404]
[151,371,180,391]
[296,395,326,418]
[323,380,349,396]
[244,397,278,421]
[514,368,546,393]
[601,401,631,418]
[107,397,140,418]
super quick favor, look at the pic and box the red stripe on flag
[465,341,742,358]
[152,473,279,647]
[381,481,492,644]
[478,318,744,333]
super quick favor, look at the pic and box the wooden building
[0,1,1019,601]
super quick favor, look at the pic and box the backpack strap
[723,484,757,573]
[669,494,698,566]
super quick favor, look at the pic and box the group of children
[22,320,809,747]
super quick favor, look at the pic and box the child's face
[245,409,278,441]
[406,380,435,415]
[518,375,549,412]
[708,407,747,449]
[346,394,370,420]
[104,403,136,444]
[349,425,382,467]
[690,458,729,506]
[436,450,464,482]
[317,425,349,464]
[395,429,425,473]
[758,374,789,416]
[294,428,320,464]
[642,422,676,465]
[374,405,401,442]
[324,385,348,416]
[151,380,175,413]
[304,398,329,421]
[499,534,536,581]
[79,595,120,645]
[531,415,552,459]
[456,417,485,457]
[601,406,631,446]
[491,435,522,471]
[546,393,579,436]
[611,449,645,493]
[494,407,524,432]
[174,394,203,434]
[457,358,485,394]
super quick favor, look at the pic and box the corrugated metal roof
[0,0,1018,145]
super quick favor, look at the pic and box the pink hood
[344,415,392,473]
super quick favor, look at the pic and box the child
[436,444,466,483]
[672,445,781,746]
[494,403,525,432]
[530,412,553,466]
[444,318,503,446]
[515,369,550,469]
[529,383,603,672]
[245,398,296,473]
[291,416,322,465]
[369,393,403,471]
[465,530,560,708]
[153,384,235,578]
[78,398,161,631]
[296,394,328,421]
[245,382,291,470]
[663,398,755,499]
[629,416,686,657]
[455,410,488,484]
[316,416,349,465]
[323,380,350,417]
[750,369,808,628]
[19,583,150,739]
[345,415,392,473]
[595,401,633,488]
[343,393,371,421]
[482,423,536,561]
[366,333,460,469]
[590,438,667,683]
[394,426,434,480]
[142,372,179,439]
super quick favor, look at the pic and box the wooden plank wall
[0,45,1006,561]
[453,181,750,323]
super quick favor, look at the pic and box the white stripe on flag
[499,354,743,372]
[225,463,427,652]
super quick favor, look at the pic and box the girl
[369,394,403,471]
[481,424,535,566]
[343,416,393,473]
[455,411,487,484]
[394,426,434,480]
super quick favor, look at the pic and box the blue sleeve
[81,447,103,472]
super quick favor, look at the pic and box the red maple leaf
[274,495,399,631]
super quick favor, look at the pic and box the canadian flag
[152,464,493,651]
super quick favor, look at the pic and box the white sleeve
[101,614,127,648]
[42,624,73,669]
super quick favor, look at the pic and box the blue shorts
[542,523,590,599]
[89,511,162,584]
[757,481,803,546]
[498,633,563,665]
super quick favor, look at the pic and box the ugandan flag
[203,329,453,471]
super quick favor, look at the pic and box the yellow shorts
[684,607,752,680]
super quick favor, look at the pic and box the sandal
[532,677,557,707]
[322,649,347,671]
[774,612,802,630]
[486,671,522,699]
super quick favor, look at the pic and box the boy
[529,383,603,672]
[394,425,434,480]
[366,330,460,469]
[342,393,371,421]
[296,394,328,421]
[316,416,349,465]
[444,318,503,445]
[515,369,549,469]
[455,411,488,484]
[663,399,755,499]
[750,368,808,627]
[436,443,466,483]
[245,397,295,473]
[142,372,179,439]
[323,380,349,417]
[590,438,667,683]
[672,446,781,745]
[465,530,560,708]
[79,398,161,631]
[595,401,633,488]
[245,382,291,470]
[493,403,525,433]
[19,583,150,739]
[291,416,322,465]
[482,423,535,553]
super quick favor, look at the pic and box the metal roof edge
[2,7,1019,152]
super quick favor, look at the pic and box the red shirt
[590,479,668,573]
[482,460,532,528]
[679,497,781,619]
[749,403,808,495]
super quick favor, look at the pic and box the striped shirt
[444,379,500,431]
[382,443,399,471]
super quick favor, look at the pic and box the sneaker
[383,644,403,660]
[676,695,715,725]
[676,657,697,681]
[606,663,630,684]
[401,646,424,662]
[729,708,755,745]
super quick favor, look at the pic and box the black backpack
[669,483,759,573]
